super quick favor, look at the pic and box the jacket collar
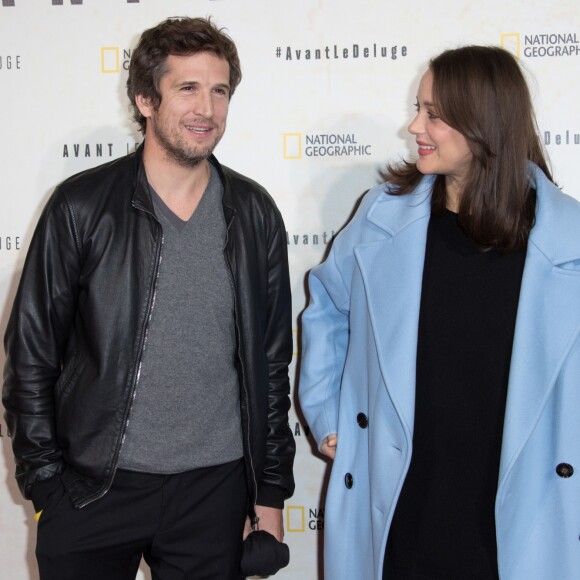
[365,165,580,265]
[527,163,580,265]
[365,175,434,237]
[130,143,155,215]
[209,154,236,223]
[129,144,234,220]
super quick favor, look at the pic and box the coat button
[556,463,574,478]
[344,473,353,489]
[356,412,368,429]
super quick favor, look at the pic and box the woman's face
[408,69,473,208]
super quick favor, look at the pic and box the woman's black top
[383,209,527,579]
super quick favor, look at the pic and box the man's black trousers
[36,458,247,580]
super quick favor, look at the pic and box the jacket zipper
[223,211,259,527]
[77,211,164,508]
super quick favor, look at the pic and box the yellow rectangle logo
[500,33,521,59]
[101,47,120,73]
[286,505,305,532]
[283,133,302,159]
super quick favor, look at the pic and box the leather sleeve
[2,188,80,499]
[256,205,295,508]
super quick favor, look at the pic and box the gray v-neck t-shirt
[118,164,243,473]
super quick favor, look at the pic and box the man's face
[138,52,231,167]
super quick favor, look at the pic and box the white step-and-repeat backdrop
[1,1,579,578]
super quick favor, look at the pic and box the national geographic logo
[283,132,372,159]
[101,48,133,73]
[1,1,140,7]
[501,32,580,58]
[286,506,324,532]
[278,41,408,62]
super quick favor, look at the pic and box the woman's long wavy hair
[382,46,552,252]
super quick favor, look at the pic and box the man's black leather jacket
[3,146,295,512]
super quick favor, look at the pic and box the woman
[299,46,580,579]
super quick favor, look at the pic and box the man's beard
[151,115,221,168]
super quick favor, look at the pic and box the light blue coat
[299,165,580,579]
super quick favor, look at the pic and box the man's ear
[135,94,154,119]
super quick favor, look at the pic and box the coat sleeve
[299,234,352,451]
[2,188,81,499]
[255,205,296,508]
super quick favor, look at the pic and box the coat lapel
[499,178,580,482]
[354,184,432,436]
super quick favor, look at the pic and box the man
[3,17,295,580]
